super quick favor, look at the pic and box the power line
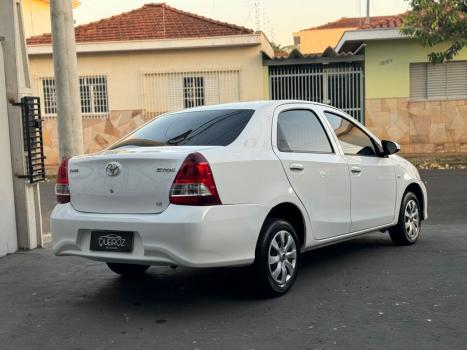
[254,0,261,31]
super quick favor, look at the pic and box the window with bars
[183,77,205,108]
[40,75,109,116]
[42,78,57,115]
[410,61,467,100]
[141,70,240,116]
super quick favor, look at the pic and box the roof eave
[335,28,404,52]
[27,34,265,55]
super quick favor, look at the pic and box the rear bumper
[51,203,267,268]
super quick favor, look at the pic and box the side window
[277,109,333,153]
[324,112,377,156]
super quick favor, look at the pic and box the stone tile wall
[43,110,148,166]
[43,99,467,167]
[366,98,467,155]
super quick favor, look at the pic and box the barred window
[41,75,109,116]
[183,77,205,108]
[410,61,467,100]
[142,70,240,117]
[42,78,57,115]
[79,76,109,114]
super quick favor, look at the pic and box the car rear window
[110,109,255,149]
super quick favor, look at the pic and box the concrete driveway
[1,170,466,349]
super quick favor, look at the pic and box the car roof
[175,100,331,112]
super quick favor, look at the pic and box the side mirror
[381,140,400,155]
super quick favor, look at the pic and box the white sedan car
[51,101,427,296]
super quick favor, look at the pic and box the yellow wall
[365,39,467,99]
[293,27,357,54]
[22,0,51,37]
[21,0,80,38]
[29,44,269,110]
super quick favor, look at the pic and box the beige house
[27,3,273,165]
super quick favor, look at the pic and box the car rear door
[272,104,351,240]
[323,111,397,232]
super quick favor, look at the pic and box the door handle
[350,166,362,175]
[289,163,304,171]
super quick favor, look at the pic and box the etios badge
[105,162,121,177]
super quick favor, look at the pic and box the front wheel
[389,192,421,246]
[253,218,300,297]
[107,263,150,276]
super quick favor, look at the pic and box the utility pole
[50,0,83,160]
[365,0,370,24]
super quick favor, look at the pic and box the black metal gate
[20,96,46,183]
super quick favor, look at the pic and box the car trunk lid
[68,146,217,214]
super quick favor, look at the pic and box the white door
[273,106,351,240]
[323,111,397,232]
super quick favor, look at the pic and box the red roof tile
[301,14,404,31]
[274,50,289,58]
[27,3,253,45]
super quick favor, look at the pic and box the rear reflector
[56,157,70,204]
[169,153,221,206]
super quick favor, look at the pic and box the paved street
[1,170,467,350]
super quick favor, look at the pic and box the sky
[73,0,410,46]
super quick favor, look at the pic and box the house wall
[0,44,18,257]
[21,0,80,38]
[293,27,357,54]
[365,40,467,155]
[29,44,269,165]
[365,39,467,99]
[21,0,51,38]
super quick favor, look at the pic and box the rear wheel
[107,263,150,276]
[253,218,300,296]
[389,192,421,246]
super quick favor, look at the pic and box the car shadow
[75,233,396,312]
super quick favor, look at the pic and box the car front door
[323,111,397,232]
[273,105,351,240]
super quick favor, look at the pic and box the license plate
[90,231,133,252]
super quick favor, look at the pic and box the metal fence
[269,63,364,123]
[141,69,240,117]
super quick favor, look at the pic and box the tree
[401,0,466,63]
[270,42,284,51]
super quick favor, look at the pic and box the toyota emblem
[105,162,121,176]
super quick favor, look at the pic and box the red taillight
[56,157,70,204]
[169,153,222,206]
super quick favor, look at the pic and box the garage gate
[268,60,365,123]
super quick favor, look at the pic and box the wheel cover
[268,230,297,286]
[404,199,420,240]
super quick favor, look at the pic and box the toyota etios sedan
[52,101,427,296]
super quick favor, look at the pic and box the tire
[389,192,422,246]
[253,218,300,297]
[107,263,150,276]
